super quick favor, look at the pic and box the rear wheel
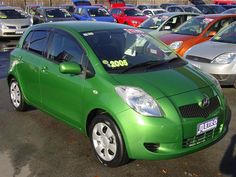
[89,114,129,167]
[9,78,29,111]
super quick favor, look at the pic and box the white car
[142,8,167,16]
[0,6,32,37]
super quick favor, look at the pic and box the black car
[195,4,226,14]
[33,7,76,24]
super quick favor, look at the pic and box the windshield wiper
[121,60,167,73]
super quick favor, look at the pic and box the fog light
[144,143,160,153]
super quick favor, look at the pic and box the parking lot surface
[0,41,235,177]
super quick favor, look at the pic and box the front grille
[7,26,16,29]
[179,96,220,118]
[186,55,211,63]
[3,32,19,35]
[183,126,220,148]
[21,25,29,28]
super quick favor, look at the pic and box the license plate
[196,117,218,135]
[15,30,23,34]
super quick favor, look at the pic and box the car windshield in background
[139,15,169,29]
[124,9,144,16]
[81,29,179,73]
[174,17,213,36]
[183,7,201,13]
[0,9,27,19]
[211,24,236,44]
[210,5,226,13]
[87,8,110,17]
[45,9,71,18]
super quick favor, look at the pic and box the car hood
[111,64,211,99]
[160,33,197,45]
[46,17,76,22]
[93,16,115,22]
[127,16,147,22]
[0,18,31,26]
[185,40,236,60]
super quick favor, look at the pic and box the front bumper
[113,90,230,160]
[187,60,236,86]
[0,28,27,37]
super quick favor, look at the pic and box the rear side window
[28,31,48,55]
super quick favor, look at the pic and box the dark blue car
[73,6,116,22]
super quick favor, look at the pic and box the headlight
[115,86,164,117]
[0,23,7,29]
[169,41,183,50]
[91,18,96,21]
[131,20,138,25]
[211,53,236,64]
[113,19,117,23]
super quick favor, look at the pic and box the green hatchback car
[8,21,230,167]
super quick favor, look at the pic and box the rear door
[40,29,89,126]
[14,30,49,106]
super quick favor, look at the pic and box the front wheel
[9,78,29,111]
[89,115,129,167]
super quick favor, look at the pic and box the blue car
[73,6,116,22]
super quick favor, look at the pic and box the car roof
[77,6,103,9]
[194,14,236,18]
[152,12,199,17]
[143,8,165,11]
[0,6,21,10]
[31,21,133,33]
[38,7,63,10]
[111,7,136,10]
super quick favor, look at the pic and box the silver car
[184,22,236,88]
[0,6,32,37]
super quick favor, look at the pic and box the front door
[40,30,87,127]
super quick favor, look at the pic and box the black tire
[89,114,129,167]
[9,78,29,111]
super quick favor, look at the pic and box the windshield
[174,17,214,36]
[81,29,179,73]
[87,8,110,17]
[183,7,201,13]
[210,5,225,13]
[139,15,169,29]
[45,9,71,18]
[0,9,27,19]
[211,24,236,44]
[124,9,144,16]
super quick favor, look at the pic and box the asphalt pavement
[0,40,235,177]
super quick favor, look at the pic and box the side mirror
[164,25,171,30]
[59,62,82,75]
[208,31,217,37]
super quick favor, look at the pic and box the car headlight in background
[211,53,236,64]
[131,20,139,25]
[115,86,164,117]
[113,19,117,23]
[91,18,96,21]
[169,41,183,50]
[0,22,7,29]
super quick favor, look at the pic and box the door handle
[41,66,48,72]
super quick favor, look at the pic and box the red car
[110,7,148,27]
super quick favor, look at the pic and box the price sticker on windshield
[203,18,214,24]
[102,59,128,68]
[124,29,144,34]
